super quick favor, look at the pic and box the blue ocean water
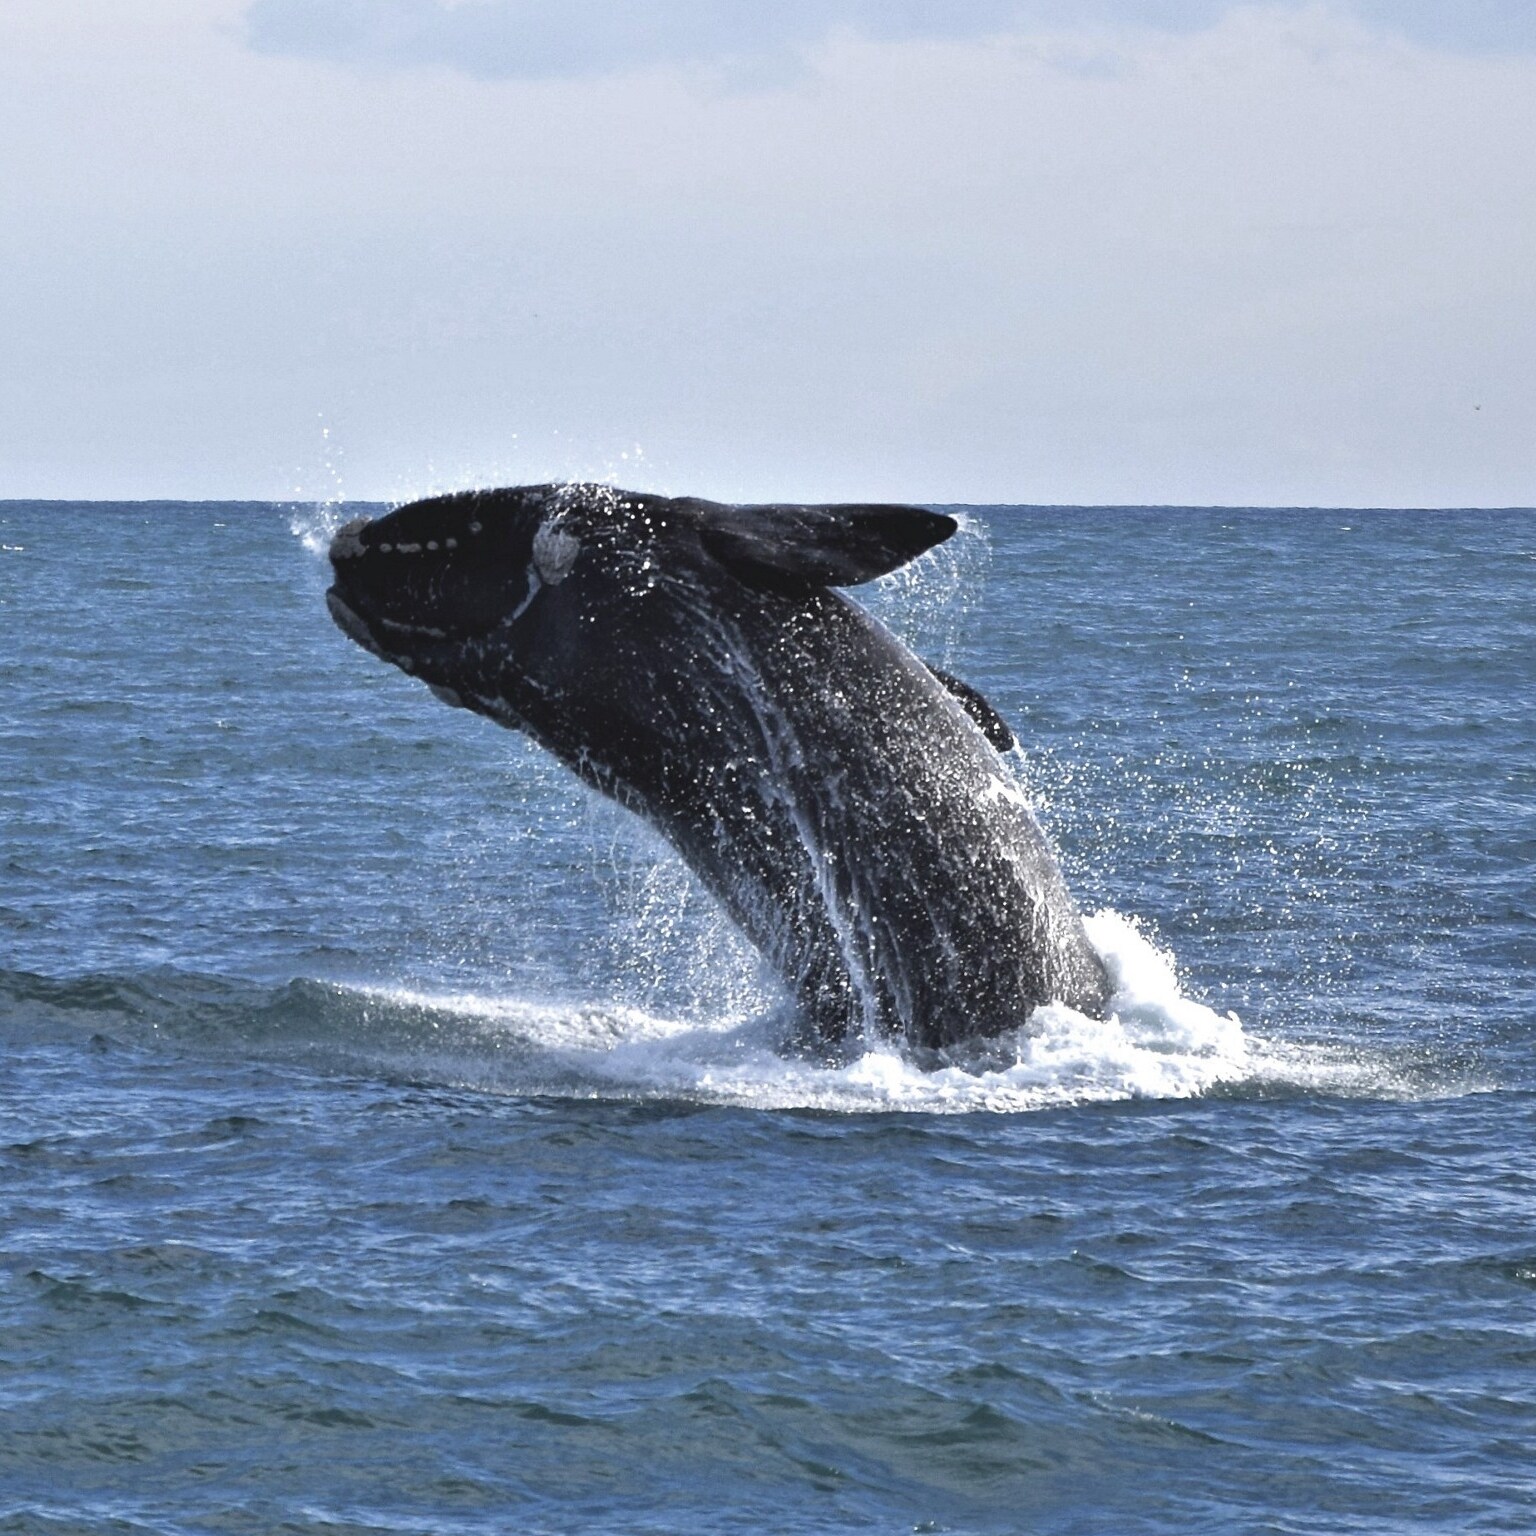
[1,500,1533,1533]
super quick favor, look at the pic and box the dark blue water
[2,502,1532,1533]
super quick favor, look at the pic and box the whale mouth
[325,588,387,660]
[326,586,463,682]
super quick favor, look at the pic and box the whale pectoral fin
[689,500,958,590]
[926,664,1016,752]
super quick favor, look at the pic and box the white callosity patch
[329,517,369,561]
[506,568,543,627]
[532,520,581,585]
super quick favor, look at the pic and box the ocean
[1,500,1532,1533]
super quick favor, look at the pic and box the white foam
[319,910,1432,1113]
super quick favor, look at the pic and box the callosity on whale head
[327,482,1110,1050]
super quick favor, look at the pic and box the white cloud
[241,0,1536,79]
[240,1,1229,80]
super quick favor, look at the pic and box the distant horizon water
[4,495,1535,510]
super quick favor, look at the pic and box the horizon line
[2,497,1533,514]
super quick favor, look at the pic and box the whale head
[325,484,580,680]
[328,481,958,696]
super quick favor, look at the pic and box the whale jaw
[325,588,384,659]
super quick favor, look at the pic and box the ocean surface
[1,499,1532,1534]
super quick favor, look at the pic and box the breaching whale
[326,484,1110,1050]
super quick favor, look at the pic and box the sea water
[0,502,1532,1533]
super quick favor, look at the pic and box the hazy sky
[3,0,1533,505]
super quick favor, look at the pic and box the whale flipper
[687,499,958,591]
[926,665,1016,753]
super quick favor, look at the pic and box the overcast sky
[2,0,1533,505]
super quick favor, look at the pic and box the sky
[2,0,1533,506]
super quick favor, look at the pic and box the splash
[266,912,1426,1113]
[3,914,1451,1111]
[286,415,356,554]
[865,509,991,671]
[289,499,351,558]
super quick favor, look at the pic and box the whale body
[326,484,1110,1050]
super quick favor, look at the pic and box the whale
[326,483,1110,1050]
